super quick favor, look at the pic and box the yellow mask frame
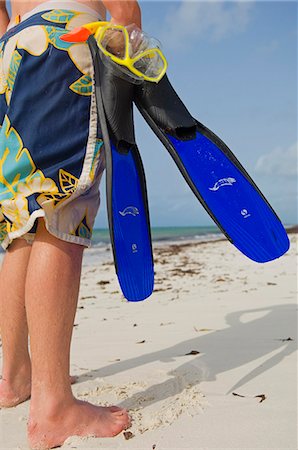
[61,21,167,83]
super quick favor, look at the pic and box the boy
[0,0,141,447]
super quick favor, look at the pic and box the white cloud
[255,142,298,177]
[161,1,254,48]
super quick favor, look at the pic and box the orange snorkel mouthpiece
[60,26,91,42]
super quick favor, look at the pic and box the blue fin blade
[167,132,289,262]
[110,144,154,301]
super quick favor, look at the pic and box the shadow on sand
[76,303,297,409]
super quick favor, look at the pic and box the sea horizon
[0,224,296,254]
[91,225,222,247]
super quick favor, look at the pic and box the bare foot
[69,374,78,385]
[28,398,131,449]
[0,378,31,408]
[0,375,78,408]
[0,364,31,408]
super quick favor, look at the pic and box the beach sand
[0,234,297,449]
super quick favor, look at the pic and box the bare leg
[0,238,32,407]
[27,220,130,449]
[0,238,78,408]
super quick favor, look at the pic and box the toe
[109,406,127,415]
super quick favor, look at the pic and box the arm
[0,1,9,36]
[102,0,141,28]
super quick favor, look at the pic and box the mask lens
[133,51,165,79]
[97,27,126,59]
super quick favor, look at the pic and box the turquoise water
[0,226,221,255]
[91,226,222,246]
[0,227,222,262]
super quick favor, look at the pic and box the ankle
[30,390,75,420]
[1,360,31,385]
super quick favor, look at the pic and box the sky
[6,1,297,228]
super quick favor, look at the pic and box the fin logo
[241,209,251,219]
[209,177,236,191]
[132,243,138,253]
[119,206,140,217]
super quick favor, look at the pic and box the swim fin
[88,36,154,301]
[134,75,289,262]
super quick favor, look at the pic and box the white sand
[0,235,297,449]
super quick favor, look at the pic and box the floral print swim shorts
[0,5,105,249]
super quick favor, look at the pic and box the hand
[102,24,145,59]
[104,28,126,58]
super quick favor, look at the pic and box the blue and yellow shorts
[0,1,105,249]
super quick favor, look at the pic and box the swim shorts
[0,1,105,249]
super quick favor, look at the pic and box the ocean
[0,225,295,265]
[91,225,222,247]
[82,226,223,266]
[0,226,223,264]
